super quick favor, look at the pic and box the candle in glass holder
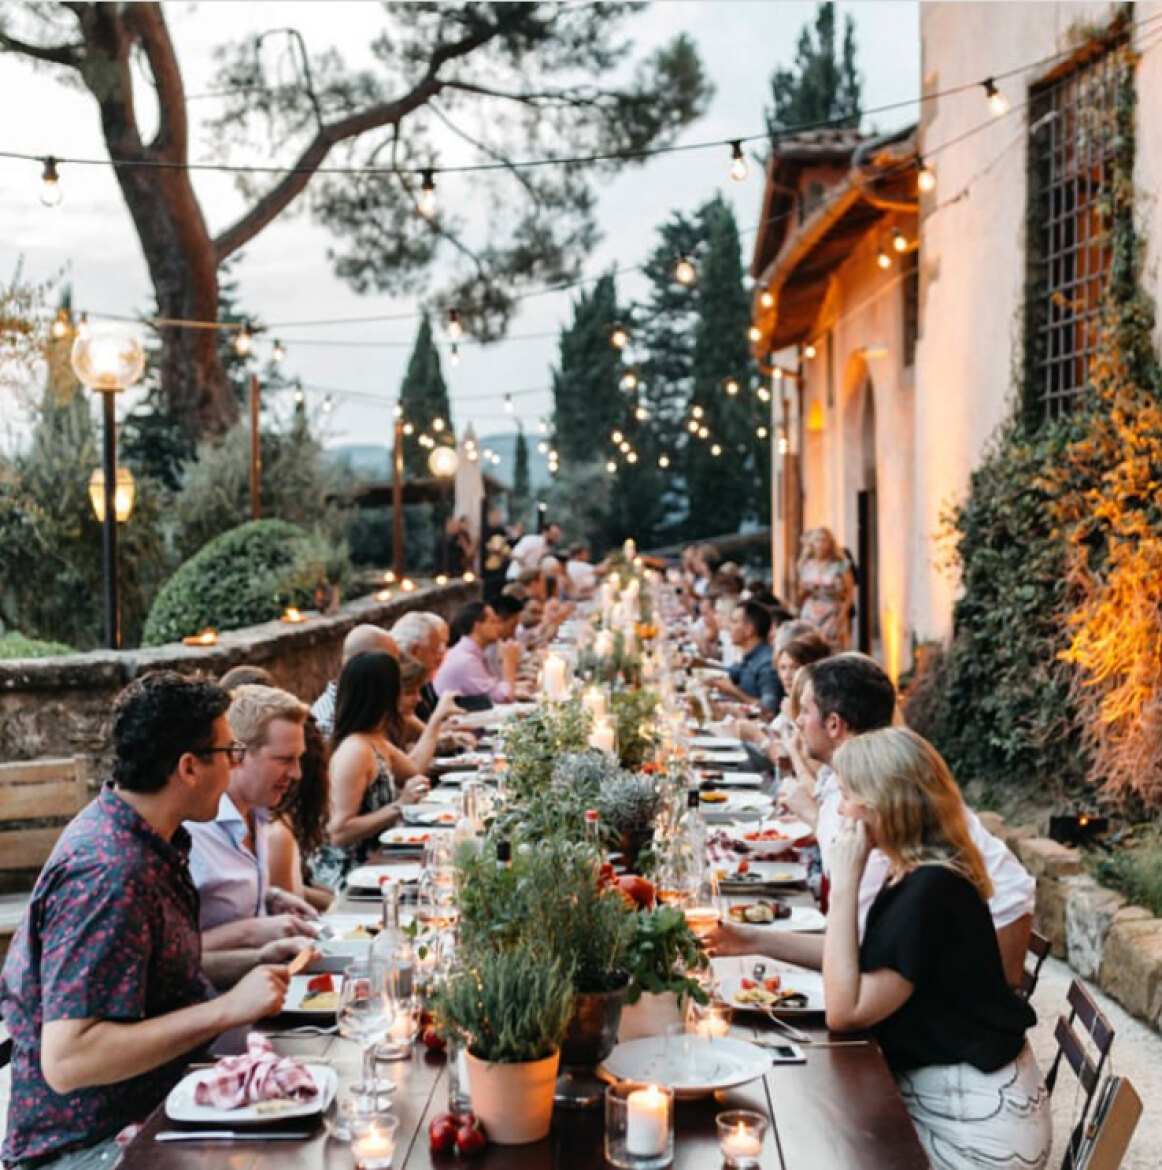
[352,1115,399,1170]
[716,1111,767,1168]
[625,1084,668,1156]
[542,652,568,701]
[582,685,607,722]
[589,719,616,756]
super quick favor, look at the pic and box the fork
[264,1024,338,1038]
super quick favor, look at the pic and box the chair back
[1074,1077,1141,1170]
[1019,929,1050,999]
[0,757,88,874]
[1046,979,1116,1170]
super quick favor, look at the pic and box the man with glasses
[187,685,319,981]
[1,672,289,1170]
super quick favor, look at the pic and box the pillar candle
[625,1084,668,1157]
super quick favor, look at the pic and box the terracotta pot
[617,990,682,1042]
[464,1049,560,1144]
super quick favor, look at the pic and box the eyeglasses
[198,742,247,767]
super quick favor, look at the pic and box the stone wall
[979,812,1162,1036]
[0,582,476,780]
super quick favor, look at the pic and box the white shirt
[186,793,271,931]
[814,766,1035,936]
[565,559,597,599]
[506,534,547,579]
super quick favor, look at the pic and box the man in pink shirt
[433,601,526,704]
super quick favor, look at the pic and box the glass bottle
[682,788,707,895]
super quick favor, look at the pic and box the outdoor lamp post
[71,327,145,649]
[429,445,459,575]
[88,466,136,523]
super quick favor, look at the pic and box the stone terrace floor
[1,956,1157,1162]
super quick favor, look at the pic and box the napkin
[193,1033,318,1110]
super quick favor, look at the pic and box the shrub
[142,519,328,645]
[1091,826,1162,917]
[0,632,73,659]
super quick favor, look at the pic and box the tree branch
[427,100,540,204]
[0,29,82,67]
[213,17,502,263]
[123,4,187,159]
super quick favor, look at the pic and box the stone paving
[2,955,1157,1163]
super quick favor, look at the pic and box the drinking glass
[338,959,395,1103]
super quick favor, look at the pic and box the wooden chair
[1074,1076,1142,1170]
[1045,979,1116,1170]
[0,756,89,957]
[1019,929,1050,1000]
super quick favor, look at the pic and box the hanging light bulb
[748,325,762,343]
[538,418,550,434]
[674,254,697,286]
[432,416,445,432]
[724,378,740,396]
[757,425,769,439]
[234,321,253,356]
[294,385,305,405]
[393,403,403,419]
[419,169,437,218]
[619,369,639,391]
[40,157,62,208]
[51,308,70,340]
[611,429,624,444]
[618,440,631,454]
[609,322,630,349]
[917,157,936,193]
[605,460,617,474]
[504,393,514,413]
[322,394,334,413]
[446,309,462,341]
[691,404,704,420]
[698,426,709,440]
[658,454,671,469]
[403,422,415,436]
[449,342,460,367]
[271,338,285,364]
[804,342,817,359]
[687,420,699,434]
[757,386,772,403]
[877,248,892,270]
[634,405,648,422]
[537,440,549,454]
[760,288,774,310]
[710,443,722,457]
[983,78,1008,116]
[729,139,749,182]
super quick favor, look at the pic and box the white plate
[601,1036,770,1099]
[379,826,442,849]
[433,753,485,769]
[691,735,741,750]
[690,748,749,765]
[699,793,774,823]
[434,770,479,786]
[712,956,825,1016]
[714,861,808,889]
[723,904,826,933]
[399,804,458,826]
[423,786,462,806]
[346,862,422,891]
[699,770,765,788]
[723,820,813,848]
[165,1062,338,1124]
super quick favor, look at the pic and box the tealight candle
[375,589,393,602]
[280,606,306,624]
[623,538,637,561]
[352,1115,399,1170]
[716,1111,768,1169]
[182,628,217,646]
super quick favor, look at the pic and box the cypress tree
[513,424,531,518]
[399,313,454,477]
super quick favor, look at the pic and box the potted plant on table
[433,945,573,1145]
[619,903,710,1041]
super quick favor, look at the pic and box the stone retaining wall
[0,581,476,779]
[978,812,1162,1034]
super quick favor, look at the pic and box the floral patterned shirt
[1,785,214,1165]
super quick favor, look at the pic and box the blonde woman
[796,527,854,650]
[825,728,1050,1170]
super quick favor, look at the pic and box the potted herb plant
[598,770,663,872]
[434,945,574,1144]
[618,903,710,1041]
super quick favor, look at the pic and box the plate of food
[400,804,458,826]
[601,1035,771,1099]
[724,902,826,933]
[379,827,438,849]
[690,748,749,766]
[284,973,344,1014]
[700,770,766,788]
[345,862,423,892]
[166,1036,337,1123]
[713,963,825,1016]
[434,770,479,787]
[714,861,808,892]
[698,792,774,823]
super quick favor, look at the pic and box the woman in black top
[825,728,1050,1170]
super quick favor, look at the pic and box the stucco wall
[0,582,476,779]
[912,0,1137,640]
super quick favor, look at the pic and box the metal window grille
[1026,44,1125,419]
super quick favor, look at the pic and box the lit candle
[625,1084,668,1157]
[375,589,393,602]
[542,653,568,701]
[581,685,607,722]
[182,628,217,646]
[623,538,637,562]
[721,1123,763,1159]
[352,1119,397,1169]
[589,719,616,756]
[594,630,615,658]
[280,606,306,624]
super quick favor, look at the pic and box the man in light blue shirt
[187,685,318,966]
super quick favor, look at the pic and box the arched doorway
[855,379,879,656]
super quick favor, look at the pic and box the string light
[432,416,445,432]
[322,394,334,412]
[804,342,817,359]
[634,404,648,421]
[403,422,415,435]
[747,325,762,343]
[538,419,550,434]
[605,459,617,474]
[618,440,631,453]
[691,404,704,419]
[729,140,749,182]
[294,385,305,404]
[674,254,697,285]
[51,308,70,339]
[724,378,740,396]
[876,247,892,270]
[917,157,936,193]
[658,454,670,469]
[393,403,404,419]
[612,429,624,443]
[446,309,463,341]
[687,420,699,434]
[757,425,769,439]
[76,312,89,340]
[537,440,549,454]
[234,321,253,356]
[983,78,1009,116]
[271,338,285,364]
[40,156,61,207]
[504,393,514,413]
[698,426,709,439]
[892,228,908,253]
[609,322,630,349]
[757,386,771,403]
[619,369,639,391]
[419,169,437,218]
[760,288,774,310]
[710,443,722,456]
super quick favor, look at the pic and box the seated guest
[704,600,781,714]
[391,610,448,722]
[433,601,525,705]
[312,651,431,888]
[311,623,399,737]
[0,672,289,1170]
[486,593,526,670]
[219,664,274,690]
[713,656,1036,986]
[825,728,1050,1168]
[565,544,598,599]
[398,652,462,772]
[506,520,560,580]
[187,686,319,963]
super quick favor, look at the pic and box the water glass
[338,960,395,1102]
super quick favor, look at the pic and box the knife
[156,1130,311,1142]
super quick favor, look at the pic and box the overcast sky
[0,1,919,452]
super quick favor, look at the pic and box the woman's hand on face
[399,775,431,805]
[830,820,871,896]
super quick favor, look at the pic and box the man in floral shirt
[1,672,290,1170]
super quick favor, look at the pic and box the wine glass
[338,959,396,1104]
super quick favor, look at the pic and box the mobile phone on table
[766,1042,806,1064]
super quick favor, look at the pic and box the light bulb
[51,308,70,340]
[710,444,722,457]
[272,338,285,364]
[658,454,670,469]
[804,343,817,359]
[687,420,699,433]
[626,451,638,464]
[419,169,437,218]
[698,426,709,439]
[917,159,936,193]
[620,370,638,391]
[724,378,739,396]
[877,248,892,270]
[504,394,514,413]
[619,440,630,453]
[757,387,771,403]
[432,416,445,432]
[294,388,305,405]
[446,309,462,341]
[674,255,697,285]
[634,405,648,421]
[537,441,549,454]
[76,312,89,340]
[760,288,774,310]
[757,425,769,439]
[983,79,1008,116]
[611,429,624,444]
[403,422,415,435]
[234,322,253,357]
[691,404,704,420]
[729,140,749,182]
[322,395,333,412]
[393,403,403,419]
[748,325,762,343]
[892,228,908,253]
[40,157,62,208]
[605,460,617,474]
[610,323,629,349]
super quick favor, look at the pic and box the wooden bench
[0,757,89,959]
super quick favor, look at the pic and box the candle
[280,606,306,624]
[352,1117,398,1169]
[542,653,568,701]
[625,1084,668,1157]
[623,538,637,561]
[721,1124,762,1159]
[182,628,217,646]
[716,1111,768,1167]
[589,719,616,755]
[594,630,615,658]
[582,685,607,722]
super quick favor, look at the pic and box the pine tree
[551,273,624,466]
[398,313,454,477]
[766,2,862,139]
[513,424,531,518]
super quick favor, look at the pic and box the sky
[0,1,920,454]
